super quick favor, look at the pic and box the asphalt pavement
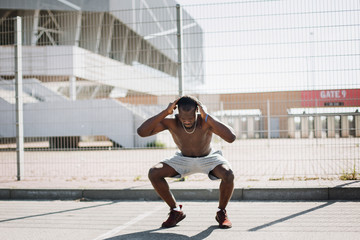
[1,177,360,239]
[0,200,359,240]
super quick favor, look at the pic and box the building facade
[119,88,360,139]
[0,0,204,96]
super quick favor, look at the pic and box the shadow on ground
[105,225,219,240]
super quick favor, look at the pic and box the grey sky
[177,0,360,93]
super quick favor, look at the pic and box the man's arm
[197,101,236,143]
[137,98,179,137]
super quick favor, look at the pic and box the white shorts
[161,150,232,180]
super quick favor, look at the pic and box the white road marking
[93,205,165,240]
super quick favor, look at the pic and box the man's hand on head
[166,97,181,115]
[196,100,208,119]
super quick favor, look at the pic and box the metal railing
[0,1,359,181]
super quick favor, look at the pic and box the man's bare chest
[171,127,211,145]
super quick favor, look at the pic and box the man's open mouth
[184,124,193,129]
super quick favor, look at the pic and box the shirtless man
[137,95,236,228]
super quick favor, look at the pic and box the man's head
[177,95,198,129]
[177,95,198,112]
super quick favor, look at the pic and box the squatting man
[137,95,236,228]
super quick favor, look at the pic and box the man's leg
[148,162,179,209]
[149,163,186,228]
[210,164,234,228]
[211,164,234,209]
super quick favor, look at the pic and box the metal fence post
[267,99,271,140]
[15,16,24,181]
[176,4,184,97]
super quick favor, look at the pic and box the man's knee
[148,163,167,180]
[213,164,234,182]
[222,169,234,183]
[148,167,159,181]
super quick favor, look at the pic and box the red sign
[301,89,360,107]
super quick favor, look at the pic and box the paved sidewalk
[1,177,360,200]
[0,200,359,240]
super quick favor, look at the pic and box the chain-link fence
[0,1,359,182]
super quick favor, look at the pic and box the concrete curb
[1,187,360,201]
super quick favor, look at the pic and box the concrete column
[327,116,335,138]
[314,116,322,138]
[105,18,115,57]
[94,12,104,53]
[69,76,76,101]
[31,10,40,46]
[247,116,254,139]
[355,115,360,137]
[75,12,82,47]
[288,117,295,138]
[341,115,349,137]
[301,116,309,138]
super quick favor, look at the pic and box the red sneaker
[216,209,232,228]
[161,205,186,228]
